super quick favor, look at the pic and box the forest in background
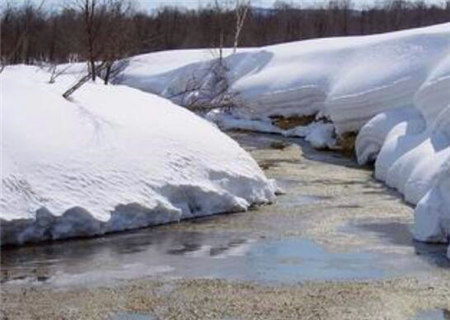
[1,0,450,67]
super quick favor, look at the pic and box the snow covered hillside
[1,66,276,245]
[117,24,450,257]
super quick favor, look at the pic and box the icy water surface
[1,132,448,287]
[111,312,155,320]
[342,221,450,268]
[0,228,386,286]
[412,309,450,320]
[1,221,446,287]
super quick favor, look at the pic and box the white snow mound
[119,24,450,136]
[356,49,450,258]
[1,65,276,245]
[118,24,450,258]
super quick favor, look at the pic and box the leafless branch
[233,0,250,54]
[62,62,107,99]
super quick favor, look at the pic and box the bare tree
[99,0,135,84]
[68,0,135,84]
[212,0,228,64]
[73,0,106,81]
[233,0,250,54]
[62,62,107,99]
[48,64,72,83]
[1,0,47,65]
[0,58,6,73]
[2,0,450,67]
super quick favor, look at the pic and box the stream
[2,132,448,288]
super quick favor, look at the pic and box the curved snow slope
[356,51,450,258]
[1,66,276,245]
[119,24,450,135]
[118,48,249,95]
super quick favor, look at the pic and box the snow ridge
[1,66,277,245]
[356,51,450,258]
[118,24,450,258]
[119,24,450,136]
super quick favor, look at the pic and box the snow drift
[356,47,450,258]
[119,24,450,136]
[0,65,276,245]
[118,24,450,257]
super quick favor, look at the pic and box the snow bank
[1,65,276,245]
[207,110,336,149]
[117,48,249,102]
[355,107,425,165]
[119,24,450,137]
[356,50,450,257]
[117,24,450,257]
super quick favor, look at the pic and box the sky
[11,0,449,11]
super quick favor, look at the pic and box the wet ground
[412,309,450,320]
[0,229,418,286]
[1,132,449,320]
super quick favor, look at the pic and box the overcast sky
[11,0,449,11]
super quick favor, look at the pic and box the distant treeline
[2,0,450,66]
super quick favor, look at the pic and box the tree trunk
[63,63,106,99]
[89,60,96,81]
[104,62,112,85]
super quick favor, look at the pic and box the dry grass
[270,115,316,130]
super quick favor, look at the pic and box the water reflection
[412,309,450,320]
[111,311,155,320]
[349,221,450,267]
[1,226,437,287]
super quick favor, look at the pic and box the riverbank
[1,132,449,319]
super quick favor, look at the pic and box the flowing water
[1,132,448,289]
